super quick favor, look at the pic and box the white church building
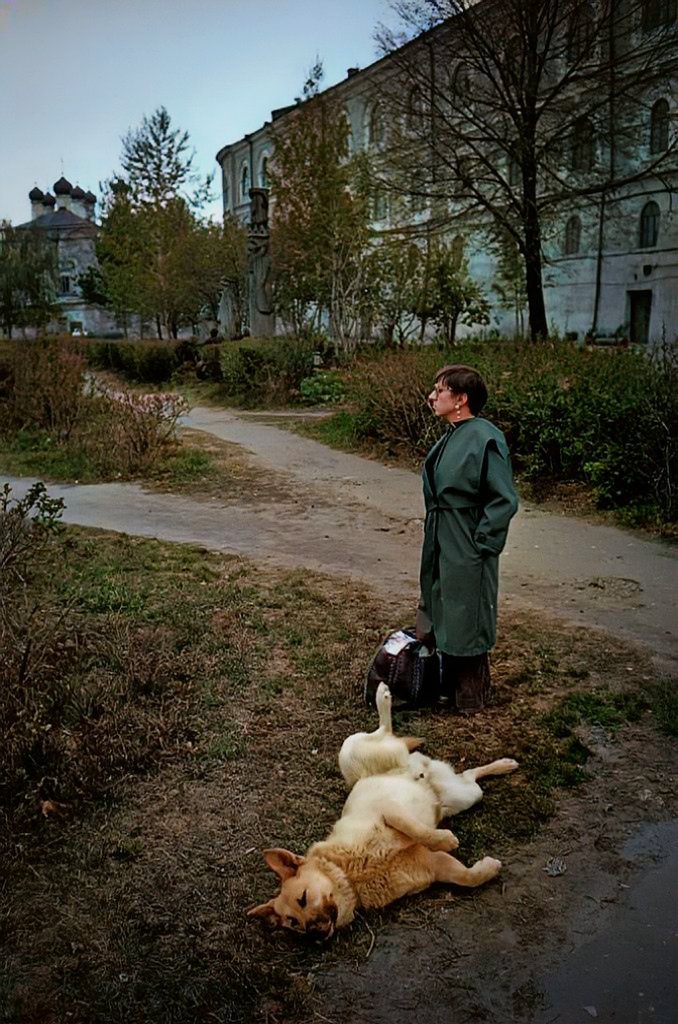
[16,177,117,336]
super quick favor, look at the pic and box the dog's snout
[305,907,337,941]
[306,920,335,941]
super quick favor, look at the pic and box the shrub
[82,339,184,383]
[91,385,189,475]
[219,335,316,405]
[6,337,86,440]
[299,370,346,405]
[343,348,445,455]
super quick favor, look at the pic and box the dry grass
[0,527,673,1024]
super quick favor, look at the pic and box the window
[452,63,471,99]
[407,87,425,131]
[572,117,594,171]
[259,155,270,189]
[239,162,250,201]
[60,275,71,294]
[372,190,388,222]
[567,6,594,62]
[222,168,230,209]
[368,104,385,148]
[650,99,670,153]
[410,190,427,214]
[642,0,677,31]
[639,201,660,247]
[508,153,521,187]
[564,215,582,255]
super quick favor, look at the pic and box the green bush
[219,335,316,405]
[299,370,346,405]
[82,339,185,383]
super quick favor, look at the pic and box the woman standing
[416,364,518,714]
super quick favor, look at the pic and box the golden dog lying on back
[248,682,518,940]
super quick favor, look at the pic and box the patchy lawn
[1,527,675,1024]
[0,426,291,506]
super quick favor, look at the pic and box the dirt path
[5,403,677,669]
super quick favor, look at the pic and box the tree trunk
[523,172,548,342]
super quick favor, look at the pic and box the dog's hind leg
[461,758,518,783]
[382,802,459,852]
[428,850,502,888]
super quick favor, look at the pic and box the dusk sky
[1,0,393,225]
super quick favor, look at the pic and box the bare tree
[376,0,677,339]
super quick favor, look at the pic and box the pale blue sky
[1,0,393,225]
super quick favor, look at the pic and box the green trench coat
[417,417,519,657]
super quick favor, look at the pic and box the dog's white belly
[340,772,438,830]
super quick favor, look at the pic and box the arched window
[372,190,388,222]
[222,168,230,209]
[639,201,660,247]
[571,117,594,171]
[650,99,670,154]
[567,6,594,62]
[258,154,270,189]
[407,87,425,131]
[452,63,471,99]
[368,104,385,148]
[59,259,76,295]
[564,215,582,255]
[239,162,250,202]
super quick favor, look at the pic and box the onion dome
[42,193,56,207]
[29,186,45,201]
[53,176,73,196]
[84,190,96,204]
[71,185,86,200]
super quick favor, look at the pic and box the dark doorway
[628,291,652,344]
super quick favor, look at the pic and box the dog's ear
[403,736,424,752]
[247,900,281,927]
[263,848,305,879]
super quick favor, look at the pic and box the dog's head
[247,849,340,941]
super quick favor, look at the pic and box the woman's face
[428,380,458,419]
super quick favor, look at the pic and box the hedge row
[343,340,678,525]
[81,339,189,383]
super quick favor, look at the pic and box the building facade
[216,9,677,344]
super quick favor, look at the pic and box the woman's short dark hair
[435,364,488,415]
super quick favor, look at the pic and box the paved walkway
[4,404,677,670]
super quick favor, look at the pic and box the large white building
[216,7,677,344]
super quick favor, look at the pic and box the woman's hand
[415,624,435,647]
[415,606,434,648]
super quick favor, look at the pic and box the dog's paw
[433,829,459,852]
[497,758,519,773]
[479,856,502,879]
